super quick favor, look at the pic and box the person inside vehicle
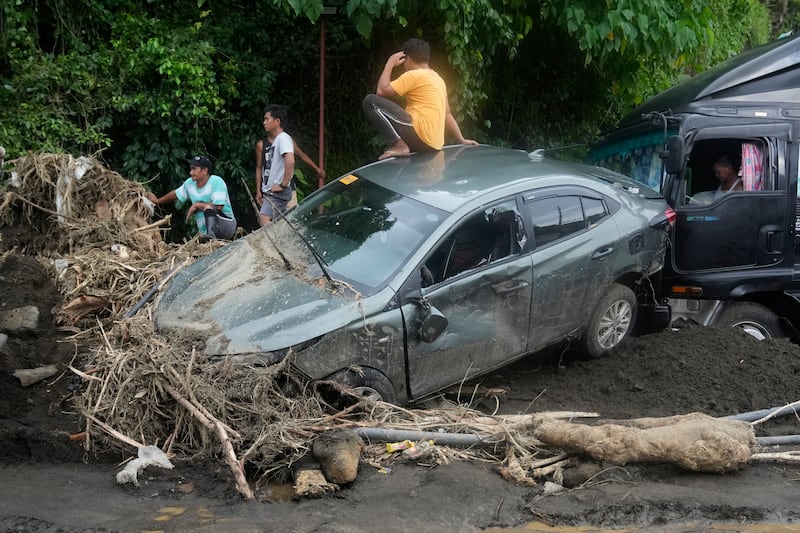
[713,153,743,197]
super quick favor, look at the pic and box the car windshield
[284,175,447,294]
[588,129,676,193]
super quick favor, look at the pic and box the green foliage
[0,0,786,240]
[775,0,800,36]
[0,2,113,156]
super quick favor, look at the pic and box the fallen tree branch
[162,382,254,500]
[750,450,800,462]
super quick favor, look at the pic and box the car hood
[154,233,369,356]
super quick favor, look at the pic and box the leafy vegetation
[0,0,783,235]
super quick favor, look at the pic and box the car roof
[350,144,626,213]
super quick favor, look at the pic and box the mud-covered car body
[155,145,670,404]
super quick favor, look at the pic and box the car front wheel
[717,302,784,340]
[582,283,638,358]
[328,367,397,404]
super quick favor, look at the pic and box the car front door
[402,201,533,400]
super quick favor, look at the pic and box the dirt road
[2,252,800,531]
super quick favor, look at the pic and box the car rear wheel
[328,367,397,404]
[582,283,637,358]
[717,302,784,340]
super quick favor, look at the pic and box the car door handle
[491,281,529,294]
[591,247,614,260]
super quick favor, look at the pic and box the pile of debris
[1,153,798,502]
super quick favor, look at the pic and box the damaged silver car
[155,145,672,404]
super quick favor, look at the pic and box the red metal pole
[318,17,326,190]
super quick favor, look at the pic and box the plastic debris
[115,445,174,487]
[403,440,435,460]
[386,440,415,453]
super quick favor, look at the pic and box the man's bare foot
[378,149,412,160]
[378,140,411,160]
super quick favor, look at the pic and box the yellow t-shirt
[390,69,447,150]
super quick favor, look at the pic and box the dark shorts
[260,191,291,219]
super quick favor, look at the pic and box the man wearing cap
[147,156,237,241]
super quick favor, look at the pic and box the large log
[534,413,755,473]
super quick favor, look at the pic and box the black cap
[186,155,213,171]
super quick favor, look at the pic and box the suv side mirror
[663,135,685,174]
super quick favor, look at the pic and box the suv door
[665,125,790,275]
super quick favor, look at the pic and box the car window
[421,200,523,286]
[528,195,585,248]
[582,196,607,227]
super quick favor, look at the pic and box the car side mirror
[418,304,448,343]
[663,135,685,175]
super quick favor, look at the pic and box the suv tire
[717,302,784,340]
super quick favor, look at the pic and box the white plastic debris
[542,481,565,495]
[115,445,174,487]
[53,258,69,274]
[111,244,130,259]
[73,156,93,181]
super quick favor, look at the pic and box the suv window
[684,137,774,206]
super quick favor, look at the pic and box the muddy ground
[2,248,800,532]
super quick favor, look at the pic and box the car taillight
[649,207,676,230]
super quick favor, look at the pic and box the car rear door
[521,188,622,349]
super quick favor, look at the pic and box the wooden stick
[162,382,254,500]
[83,412,144,450]
[531,458,571,478]
[750,399,800,426]
[750,451,800,462]
[133,214,172,232]
[67,364,103,383]
[164,364,242,442]
[529,452,570,469]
